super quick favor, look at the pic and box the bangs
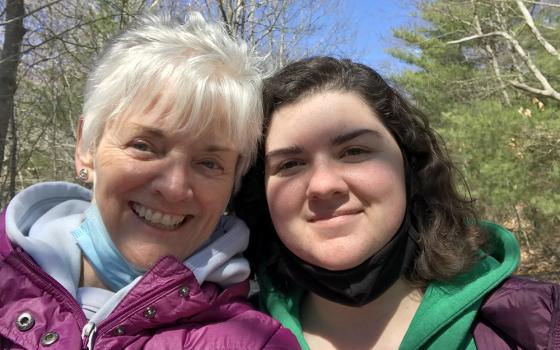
[108,53,260,158]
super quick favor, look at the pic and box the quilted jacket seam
[548,284,560,350]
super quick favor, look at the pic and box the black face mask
[276,211,419,307]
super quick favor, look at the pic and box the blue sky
[342,0,418,75]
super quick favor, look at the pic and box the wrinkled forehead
[107,87,236,144]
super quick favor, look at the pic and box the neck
[80,255,110,290]
[301,278,422,350]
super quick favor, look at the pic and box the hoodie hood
[399,221,520,349]
[5,181,251,321]
[259,222,521,350]
[5,181,91,295]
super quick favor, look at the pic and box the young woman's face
[264,91,406,271]
[77,108,239,270]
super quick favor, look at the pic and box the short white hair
[80,12,263,189]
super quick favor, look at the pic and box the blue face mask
[72,204,145,291]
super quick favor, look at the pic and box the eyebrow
[265,129,383,162]
[332,128,383,146]
[265,145,303,162]
[129,123,236,153]
[128,124,166,138]
[204,144,237,153]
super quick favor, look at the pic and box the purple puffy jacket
[474,276,560,349]
[0,214,300,350]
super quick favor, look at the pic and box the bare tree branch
[448,29,560,101]
[521,0,560,9]
[472,0,511,105]
[0,0,62,26]
[509,79,560,100]
[515,0,560,61]
[0,14,117,65]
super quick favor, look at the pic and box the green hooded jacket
[258,222,520,350]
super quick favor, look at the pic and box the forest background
[1,0,558,281]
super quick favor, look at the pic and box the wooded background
[1,0,558,280]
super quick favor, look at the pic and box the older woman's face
[78,109,238,269]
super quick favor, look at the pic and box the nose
[306,161,348,200]
[154,162,194,203]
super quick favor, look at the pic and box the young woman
[234,57,559,349]
[0,14,298,349]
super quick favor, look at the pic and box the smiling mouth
[131,202,190,230]
[308,210,362,223]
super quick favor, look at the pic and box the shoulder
[117,264,300,349]
[473,276,560,349]
[186,308,300,349]
[204,281,300,349]
[480,221,520,262]
[133,301,301,349]
[257,273,306,349]
[486,275,559,301]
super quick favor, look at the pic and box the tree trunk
[0,0,25,185]
[8,108,17,200]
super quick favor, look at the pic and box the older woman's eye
[131,140,152,152]
[198,159,224,173]
[201,160,218,169]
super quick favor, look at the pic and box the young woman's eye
[281,160,304,170]
[341,147,370,159]
[271,159,305,176]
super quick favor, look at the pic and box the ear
[75,117,94,183]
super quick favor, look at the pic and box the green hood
[258,222,520,350]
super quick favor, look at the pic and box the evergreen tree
[390,0,560,253]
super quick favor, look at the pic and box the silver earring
[78,168,89,182]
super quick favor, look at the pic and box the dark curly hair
[232,56,486,288]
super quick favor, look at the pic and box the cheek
[266,178,312,253]
[266,178,302,224]
[202,192,229,216]
[98,152,165,189]
[358,163,407,225]
[354,159,406,197]
[95,170,144,204]
[196,177,235,214]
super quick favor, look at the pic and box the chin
[302,241,374,271]
[123,249,170,270]
[319,260,363,271]
[304,252,368,271]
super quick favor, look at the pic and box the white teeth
[161,214,174,227]
[132,203,186,229]
[137,205,146,217]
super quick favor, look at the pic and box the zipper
[81,322,97,350]
[93,274,186,338]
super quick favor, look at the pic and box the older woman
[0,14,298,349]
[234,57,559,349]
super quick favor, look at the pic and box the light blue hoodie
[5,181,251,324]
